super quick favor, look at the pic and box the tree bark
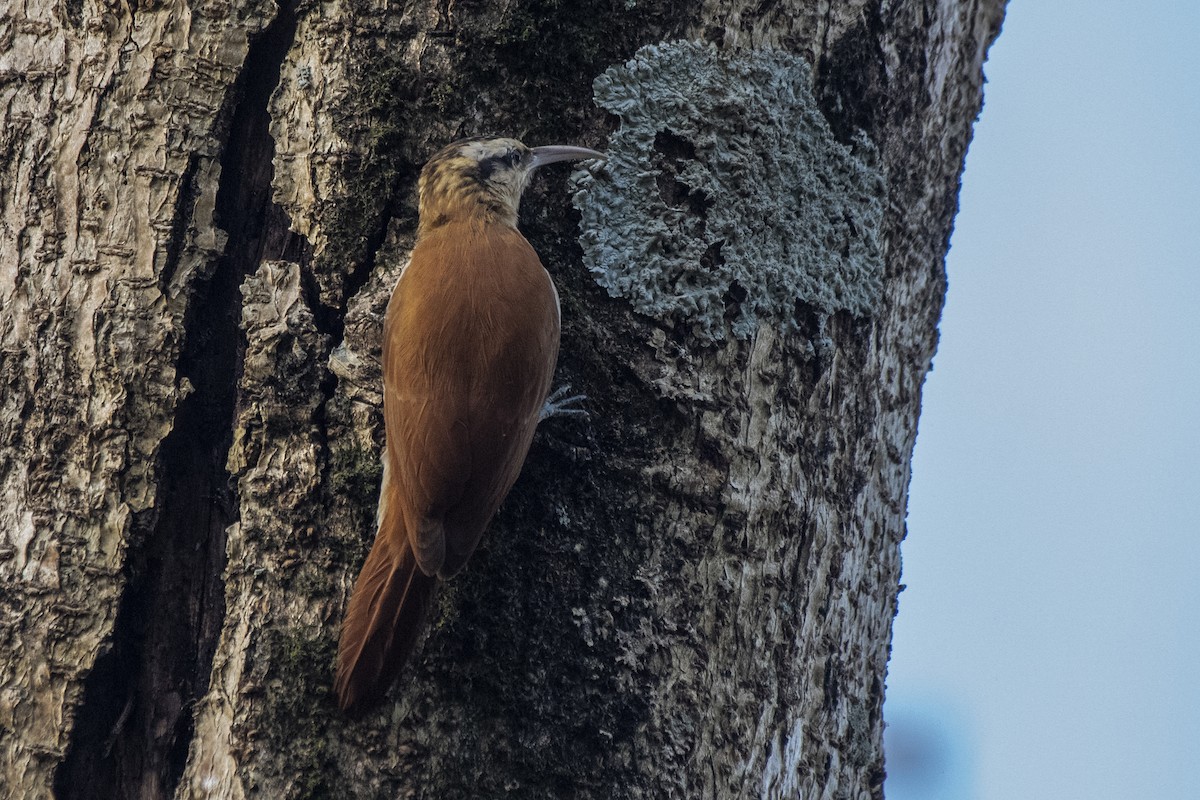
[0,1,1005,798]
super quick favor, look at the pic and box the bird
[334,136,604,714]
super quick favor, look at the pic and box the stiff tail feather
[334,526,437,714]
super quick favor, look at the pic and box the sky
[884,2,1200,799]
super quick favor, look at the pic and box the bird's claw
[540,385,588,421]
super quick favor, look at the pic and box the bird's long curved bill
[529,145,605,169]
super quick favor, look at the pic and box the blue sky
[884,2,1200,798]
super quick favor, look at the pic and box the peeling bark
[0,1,1005,798]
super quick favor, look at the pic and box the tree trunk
[0,1,1004,798]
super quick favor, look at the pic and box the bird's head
[417,137,603,234]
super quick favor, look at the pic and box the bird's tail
[334,515,437,715]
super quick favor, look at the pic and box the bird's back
[383,221,560,577]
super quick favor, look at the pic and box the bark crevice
[52,6,308,799]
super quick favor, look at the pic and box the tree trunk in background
[0,1,1004,797]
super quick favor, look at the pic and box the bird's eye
[504,150,521,167]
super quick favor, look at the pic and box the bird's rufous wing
[382,224,559,578]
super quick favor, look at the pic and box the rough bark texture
[0,1,1004,798]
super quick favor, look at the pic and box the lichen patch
[572,40,885,341]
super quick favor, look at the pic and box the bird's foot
[540,385,588,421]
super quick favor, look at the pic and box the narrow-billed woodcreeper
[335,137,603,713]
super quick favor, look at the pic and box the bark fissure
[52,7,307,799]
[160,153,202,295]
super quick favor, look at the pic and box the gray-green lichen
[572,41,886,341]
